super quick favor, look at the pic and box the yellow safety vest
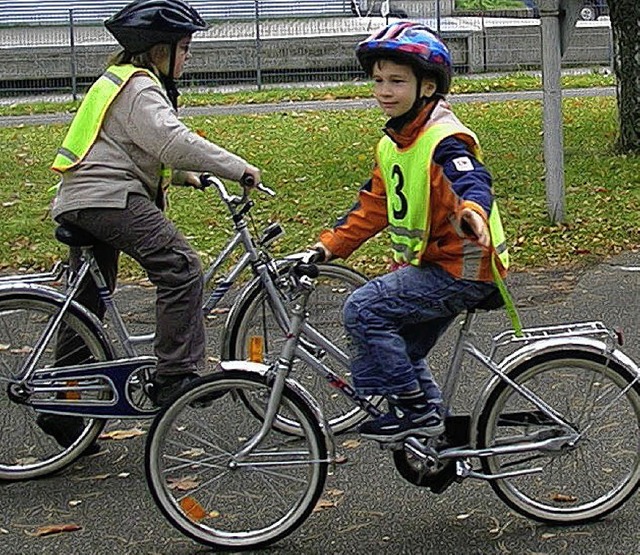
[378,122,521,335]
[377,122,509,271]
[51,64,172,188]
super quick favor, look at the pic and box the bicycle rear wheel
[145,370,328,551]
[0,290,111,480]
[225,263,377,434]
[478,350,640,524]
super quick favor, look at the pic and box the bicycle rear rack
[0,261,66,284]
[489,320,619,359]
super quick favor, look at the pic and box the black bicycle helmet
[105,0,209,54]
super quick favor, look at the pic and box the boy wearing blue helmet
[315,22,509,442]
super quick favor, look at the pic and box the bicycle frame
[400,312,638,479]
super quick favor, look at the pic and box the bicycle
[0,175,368,481]
[145,251,640,551]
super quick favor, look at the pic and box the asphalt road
[2,249,640,555]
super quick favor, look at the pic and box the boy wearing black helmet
[41,0,261,450]
[315,22,509,443]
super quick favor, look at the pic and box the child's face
[150,36,192,79]
[372,59,437,118]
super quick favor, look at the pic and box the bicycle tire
[224,263,378,434]
[0,289,111,480]
[145,370,328,551]
[477,349,640,524]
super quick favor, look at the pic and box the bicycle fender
[468,335,640,449]
[219,274,266,360]
[218,360,336,457]
[219,257,301,359]
[0,282,115,359]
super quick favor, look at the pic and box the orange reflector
[248,336,264,363]
[180,496,208,521]
[63,380,81,400]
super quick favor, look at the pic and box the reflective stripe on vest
[51,64,162,173]
[377,122,509,271]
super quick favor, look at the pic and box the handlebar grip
[240,173,256,188]
[199,173,214,189]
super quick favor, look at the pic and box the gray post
[254,0,262,91]
[538,0,565,223]
[69,9,78,101]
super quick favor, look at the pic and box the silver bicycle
[146,253,640,551]
[0,175,368,480]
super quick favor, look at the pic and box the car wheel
[579,5,597,21]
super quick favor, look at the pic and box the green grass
[0,71,615,117]
[456,0,527,10]
[0,94,638,281]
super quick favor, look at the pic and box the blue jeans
[343,263,497,400]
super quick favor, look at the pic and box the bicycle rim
[227,263,377,434]
[0,293,109,480]
[478,351,640,524]
[145,371,328,550]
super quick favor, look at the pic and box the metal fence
[0,1,613,99]
[0,0,356,24]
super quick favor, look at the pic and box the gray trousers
[58,193,205,377]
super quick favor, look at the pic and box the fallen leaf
[75,473,111,481]
[28,523,81,537]
[99,427,145,440]
[313,498,338,512]
[341,439,362,449]
[179,447,205,458]
[325,488,344,497]
[168,476,199,491]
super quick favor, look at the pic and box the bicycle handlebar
[199,173,275,202]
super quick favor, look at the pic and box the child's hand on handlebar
[240,165,262,188]
[311,242,334,262]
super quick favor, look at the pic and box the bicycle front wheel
[0,290,111,480]
[225,263,376,434]
[478,350,640,524]
[145,371,328,551]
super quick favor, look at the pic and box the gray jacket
[52,73,247,219]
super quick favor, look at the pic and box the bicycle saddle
[470,289,504,312]
[55,223,98,247]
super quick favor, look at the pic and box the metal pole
[436,0,441,34]
[69,9,78,101]
[538,0,565,223]
[254,0,262,91]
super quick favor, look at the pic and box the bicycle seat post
[440,310,478,409]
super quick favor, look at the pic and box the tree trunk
[609,0,640,153]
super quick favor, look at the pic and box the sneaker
[147,372,200,407]
[358,403,445,443]
[36,414,101,456]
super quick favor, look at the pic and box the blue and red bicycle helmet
[356,21,452,94]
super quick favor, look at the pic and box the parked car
[578,0,608,21]
[522,0,609,21]
[350,0,408,18]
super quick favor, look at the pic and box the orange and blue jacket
[319,99,505,283]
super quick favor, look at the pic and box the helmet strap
[158,43,180,110]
